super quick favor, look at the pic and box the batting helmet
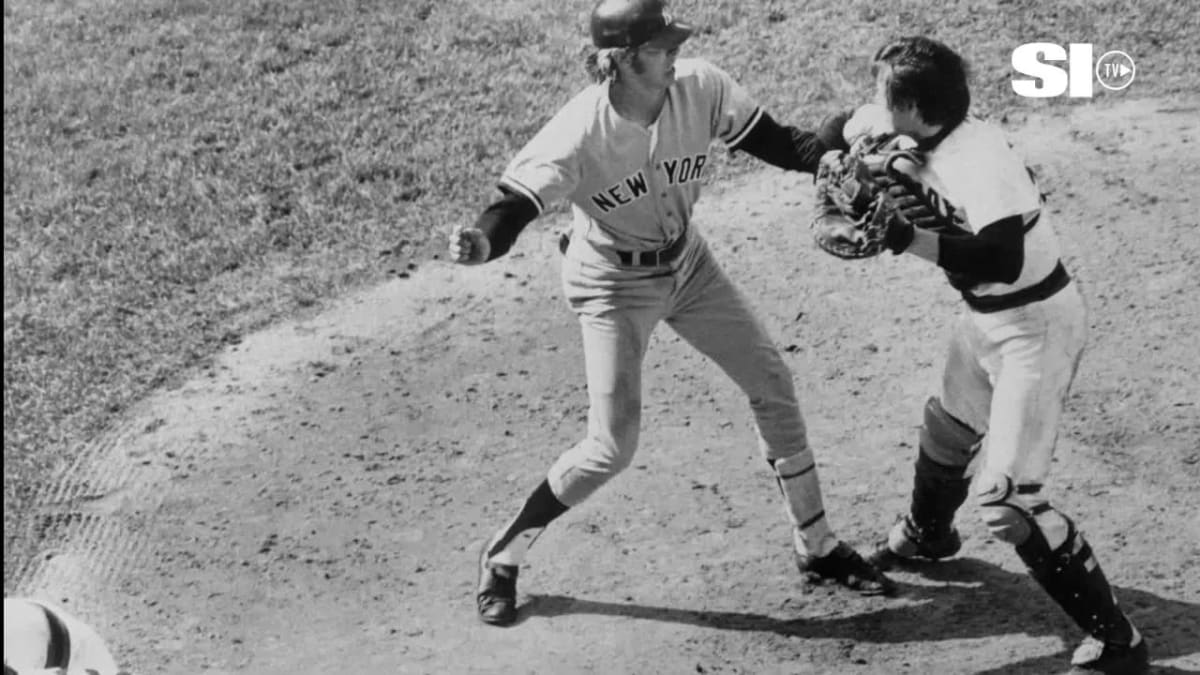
[590,0,694,49]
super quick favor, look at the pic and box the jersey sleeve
[498,107,584,215]
[945,130,1042,231]
[698,60,764,148]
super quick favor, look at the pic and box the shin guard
[909,397,979,535]
[1015,513,1137,646]
[910,452,971,536]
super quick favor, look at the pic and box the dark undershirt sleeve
[474,188,540,261]
[730,111,829,174]
[936,214,1026,283]
[816,109,853,152]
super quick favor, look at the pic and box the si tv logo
[1012,43,1135,97]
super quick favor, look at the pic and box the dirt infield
[12,98,1199,674]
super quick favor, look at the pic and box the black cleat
[477,546,519,626]
[796,541,897,596]
[868,515,962,570]
[1068,636,1150,675]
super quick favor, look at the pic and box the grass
[4,0,1195,590]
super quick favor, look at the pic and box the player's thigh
[666,261,788,395]
[563,260,670,406]
[983,313,1085,484]
[576,305,661,429]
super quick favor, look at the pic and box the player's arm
[901,214,1025,283]
[449,188,540,265]
[730,111,845,174]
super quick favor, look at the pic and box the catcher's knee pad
[975,471,1070,548]
[919,397,981,469]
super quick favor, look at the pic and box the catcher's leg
[978,289,1143,672]
[978,473,1147,674]
[874,313,994,569]
[878,396,981,565]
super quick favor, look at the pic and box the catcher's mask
[590,0,694,49]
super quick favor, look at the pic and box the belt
[558,231,688,267]
[962,261,1070,313]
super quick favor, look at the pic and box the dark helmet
[590,0,694,49]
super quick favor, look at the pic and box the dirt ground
[12,97,1199,674]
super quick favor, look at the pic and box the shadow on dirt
[526,557,1198,674]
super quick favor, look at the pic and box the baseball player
[450,0,894,627]
[3,597,121,675]
[814,37,1147,675]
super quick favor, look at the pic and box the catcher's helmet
[590,0,694,49]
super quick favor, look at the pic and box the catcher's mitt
[811,135,924,259]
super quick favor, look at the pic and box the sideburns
[629,49,647,75]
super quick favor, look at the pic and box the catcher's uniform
[495,58,836,558]
[845,98,1144,669]
[844,104,1086,491]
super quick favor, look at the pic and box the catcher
[809,37,1149,675]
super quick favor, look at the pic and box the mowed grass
[3,0,1194,588]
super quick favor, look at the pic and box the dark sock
[486,479,569,558]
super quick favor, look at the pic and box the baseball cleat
[476,546,519,627]
[1067,636,1150,675]
[796,541,897,596]
[868,515,962,570]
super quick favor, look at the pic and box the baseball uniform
[844,93,1143,668]
[496,57,834,557]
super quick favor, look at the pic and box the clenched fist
[448,225,490,265]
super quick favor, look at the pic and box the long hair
[584,47,629,83]
[873,36,971,130]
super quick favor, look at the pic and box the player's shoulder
[537,83,609,138]
[557,82,608,118]
[941,116,1013,153]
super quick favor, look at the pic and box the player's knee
[979,504,1032,545]
[583,434,636,475]
[975,471,1069,548]
[919,397,981,468]
[976,470,1031,544]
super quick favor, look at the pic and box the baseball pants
[545,231,834,555]
[941,282,1088,487]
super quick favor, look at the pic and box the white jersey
[499,58,762,252]
[845,104,1062,297]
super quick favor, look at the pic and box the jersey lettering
[591,171,651,212]
[662,153,708,185]
[501,59,760,248]
[916,181,969,231]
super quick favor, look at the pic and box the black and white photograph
[4,1,1197,673]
